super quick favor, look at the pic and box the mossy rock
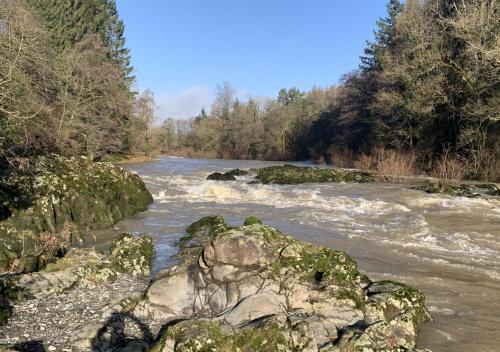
[413,182,478,197]
[151,320,290,352]
[0,156,153,274]
[243,216,262,226]
[206,172,236,181]
[474,183,500,197]
[226,168,249,176]
[181,216,228,244]
[412,181,500,198]
[139,216,431,351]
[110,234,155,277]
[256,164,373,184]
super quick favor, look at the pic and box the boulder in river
[0,156,153,274]
[413,181,500,198]
[256,164,374,184]
[136,216,432,351]
[206,168,250,181]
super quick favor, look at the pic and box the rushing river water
[99,156,500,352]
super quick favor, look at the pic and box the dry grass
[372,148,416,178]
[351,148,416,180]
[431,150,466,180]
[327,148,355,169]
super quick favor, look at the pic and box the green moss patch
[256,164,373,184]
[0,156,153,274]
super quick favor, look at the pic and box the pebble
[0,274,148,351]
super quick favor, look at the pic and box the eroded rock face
[0,156,153,274]
[137,216,432,351]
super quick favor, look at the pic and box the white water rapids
[99,156,500,351]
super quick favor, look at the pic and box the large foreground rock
[0,156,153,274]
[136,216,432,351]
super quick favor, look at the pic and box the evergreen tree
[360,0,404,71]
[28,0,133,82]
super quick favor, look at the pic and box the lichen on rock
[0,156,153,274]
[136,216,432,351]
[3,233,154,302]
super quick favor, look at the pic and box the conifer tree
[360,0,404,71]
[27,0,133,83]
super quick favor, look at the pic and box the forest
[1,0,499,181]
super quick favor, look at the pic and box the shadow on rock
[91,312,153,352]
[12,340,45,352]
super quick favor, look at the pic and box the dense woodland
[0,0,154,161]
[1,0,499,180]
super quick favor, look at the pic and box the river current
[99,156,500,351]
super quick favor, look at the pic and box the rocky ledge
[137,216,432,352]
[0,156,153,274]
[207,165,373,184]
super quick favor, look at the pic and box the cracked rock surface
[136,216,432,352]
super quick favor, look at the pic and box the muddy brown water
[97,156,500,351]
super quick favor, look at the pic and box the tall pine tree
[360,0,404,72]
[28,0,133,83]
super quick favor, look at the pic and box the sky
[115,0,389,120]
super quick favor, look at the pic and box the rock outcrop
[206,169,249,181]
[256,165,374,184]
[135,216,431,351]
[0,156,153,274]
[414,181,500,198]
[5,234,154,301]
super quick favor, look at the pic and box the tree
[0,0,59,159]
[361,0,404,71]
[211,82,235,120]
[27,0,133,83]
[277,87,304,106]
[130,89,157,156]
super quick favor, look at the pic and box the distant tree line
[1,0,498,181]
[0,0,154,162]
[152,0,499,181]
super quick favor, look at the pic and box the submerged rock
[0,156,153,274]
[136,216,431,351]
[413,181,499,198]
[256,164,374,184]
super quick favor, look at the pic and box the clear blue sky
[116,0,389,119]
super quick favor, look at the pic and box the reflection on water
[102,156,500,352]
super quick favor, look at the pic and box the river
[99,156,500,351]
